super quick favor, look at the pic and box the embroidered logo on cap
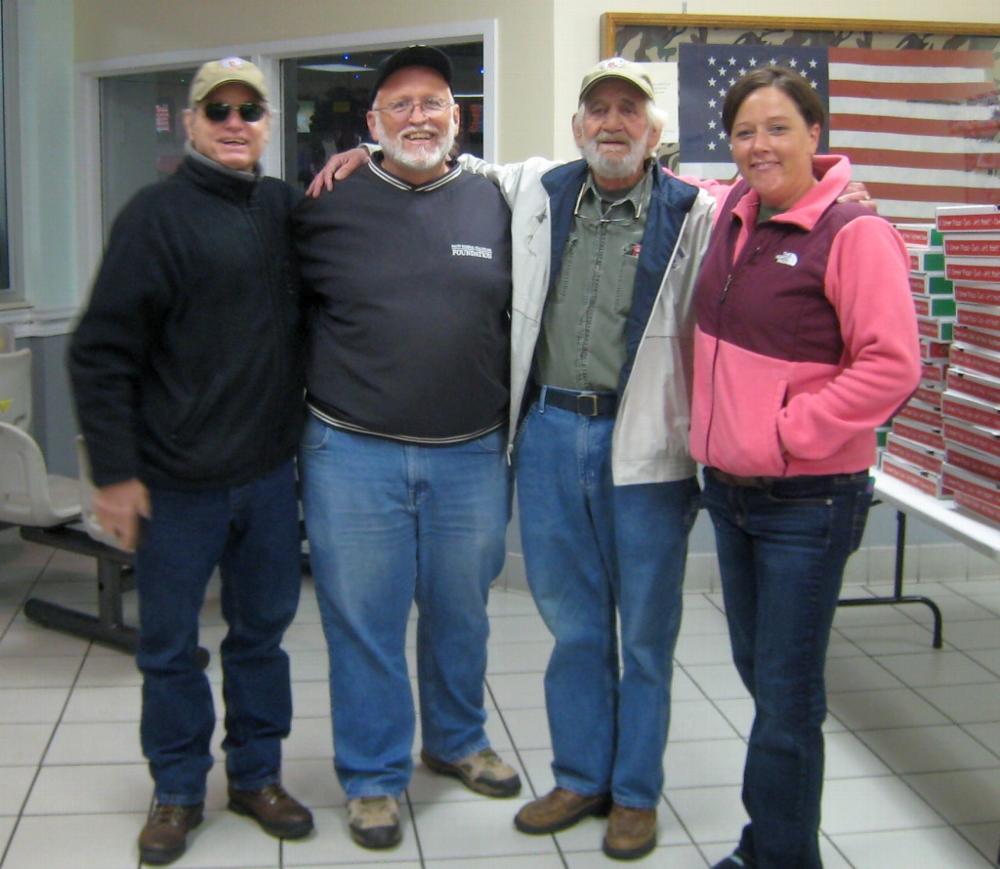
[219,56,247,69]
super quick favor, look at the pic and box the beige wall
[73,0,557,161]
[74,0,1000,164]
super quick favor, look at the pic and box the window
[98,67,199,240]
[281,42,484,189]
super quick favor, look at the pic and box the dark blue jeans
[135,459,302,805]
[702,469,873,869]
[516,393,700,808]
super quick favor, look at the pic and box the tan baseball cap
[189,57,268,106]
[578,57,654,102]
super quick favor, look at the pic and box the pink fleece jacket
[689,155,920,477]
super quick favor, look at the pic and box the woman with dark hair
[688,66,921,868]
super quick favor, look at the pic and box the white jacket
[460,155,717,485]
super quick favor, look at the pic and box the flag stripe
[830,80,995,101]
[828,47,996,68]
[863,182,1000,205]
[829,130,1000,155]
[831,113,999,138]
[831,96,997,122]
[836,147,1000,172]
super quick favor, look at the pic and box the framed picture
[600,14,1000,222]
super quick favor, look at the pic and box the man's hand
[839,181,877,212]
[93,478,150,551]
[305,147,371,198]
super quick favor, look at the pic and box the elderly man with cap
[459,57,714,861]
[292,45,520,851]
[69,57,312,865]
[312,55,715,860]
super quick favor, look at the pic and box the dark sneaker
[138,802,203,865]
[228,783,314,839]
[514,787,612,834]
[603,803,657,860]
[347,795,402,850]
[421,747,521,797]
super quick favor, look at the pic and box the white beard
[579,133,647,180]
[375,113,457,173]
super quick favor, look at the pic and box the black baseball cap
[370,45,453,105]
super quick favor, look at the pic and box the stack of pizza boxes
[936,204,1000,525]
[878,222,954,496]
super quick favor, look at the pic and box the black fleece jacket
[68,156,305,489]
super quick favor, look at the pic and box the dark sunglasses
[202,101,266,123]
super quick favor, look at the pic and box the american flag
[678,43,1000,222]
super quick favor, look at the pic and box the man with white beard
[292,46,519,851]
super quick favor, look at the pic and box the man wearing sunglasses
[69,57,313,865]
[293,45,519,851]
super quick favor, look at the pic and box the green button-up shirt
[535,162,653,392]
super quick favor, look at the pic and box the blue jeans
[702,469,873,869]
[515,392,700,809]
[135,459,302,805]
[299,417,511,798]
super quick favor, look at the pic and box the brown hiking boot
[421,747,521,797]
[514,787,612,834]
[138,802,203,865]
[603,803,657,860]
[227,783,314,839]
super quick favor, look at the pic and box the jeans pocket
[849,477,875,553]
[299,415,331,452]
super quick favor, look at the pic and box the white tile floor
[1,527,999,868]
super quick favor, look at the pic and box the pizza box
[943,417,1000,459]
[956,303,1000,335]
[954,283,1000,307]
[946,259,1000,283]
[953,324,1000,354]
[936,205,1000,232]
[912,294,956,317]
[946,366,1000,407]
[942,389,1000,428]
[909,274,953,295]
[941,462,1000,508]
[944,440,1000,482]
[909,248,946,272]
[953,489,1000,526]
[896,398,943,428]
[892,417,946,450]
[950,342,1000,380]
[894,223,943,247]
[921,360,949,384]
[917,316,953,341]
[886,432,944,474]
[943,233,1000,258]
[913,384,943,409]
[880,452,950,498]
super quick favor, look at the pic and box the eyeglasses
[202,102,267,123]
[371,97,454,118]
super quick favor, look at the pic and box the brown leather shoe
[603,803,657,860]
[228,783,314,839]
[138,802,203,865]
[514,787,612,834]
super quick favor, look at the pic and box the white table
[837,469,1000,648]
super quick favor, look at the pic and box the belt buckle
[576,393,599,416]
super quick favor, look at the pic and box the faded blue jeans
[299,418,511,798]
[702,468,873,869]
[515,390,700,808]
[135,459,302,806]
